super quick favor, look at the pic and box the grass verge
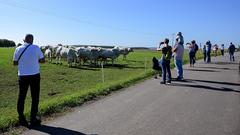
[0,48,220,133]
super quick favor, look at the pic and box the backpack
[194,44,199,52]
[152,57,161,70]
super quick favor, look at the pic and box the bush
[0,39,16,47]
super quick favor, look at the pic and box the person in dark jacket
[187,40,197,67]
[228,42,236,61]
[206,41,212,63]
[203,44,207,62]
[157,38,172,84]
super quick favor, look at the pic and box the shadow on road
[209,62,238,65]
[171,78,193,83]
[185,69,220,72]
[185,79,240,86]
[196,66,232,70]
[170,83,240,93]
[31,125,98,135]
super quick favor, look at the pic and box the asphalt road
[23,52,240,135]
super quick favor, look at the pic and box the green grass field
[0,47,204,132]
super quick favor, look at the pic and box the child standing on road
[157,38,172,84]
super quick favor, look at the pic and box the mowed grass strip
[0,47,205,132]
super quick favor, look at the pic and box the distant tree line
[0,39,16,47]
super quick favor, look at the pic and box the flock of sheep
[41,45,134,67]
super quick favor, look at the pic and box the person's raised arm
[157,42,164,51]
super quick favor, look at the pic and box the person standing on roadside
[13,34,45,127]
[187,40,196,67]
[203,44,207,62]
[206,40,212,63]
[172,32,184,81]
[157,38,172,84]
[220,44,224,56]
[193,41,199,63]
[213,44,219,57]
[228,42,236,61]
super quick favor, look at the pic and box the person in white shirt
[13,34,45,127]
[172,32,184,80]
[220,44,224,56]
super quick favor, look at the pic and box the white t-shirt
[13,43,44,76]
[220,45,224,50]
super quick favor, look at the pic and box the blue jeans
[229,52,235,61]
[174,59,183,79]
[160,59,171,82]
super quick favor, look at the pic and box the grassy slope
[0,47,206,131]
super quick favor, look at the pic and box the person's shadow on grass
[31,125,97,135]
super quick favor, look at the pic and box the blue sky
[0,0,239,47]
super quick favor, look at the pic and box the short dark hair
[24,34,34,44]
[164,38,169,44]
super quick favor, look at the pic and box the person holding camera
[13,34,45,127]
[172,32,184,81]
[157,38,172,84]
[228,42,236,61]
[206,40,212,63]
[220,44,224,56]
[187,40,197,67]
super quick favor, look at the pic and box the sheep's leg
[112,58,114,66]
[56,56,59,64]
[123,55,126,60]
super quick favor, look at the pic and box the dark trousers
[203,52,207,62]
[221,50,224,56]
[161,60,171,82]
[206,51,211,63]
[18,74,40,120]
[189,52,195,65]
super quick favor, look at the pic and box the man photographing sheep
[157,38,172,84]
[172,32,184,81]
[13,34,45,127]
